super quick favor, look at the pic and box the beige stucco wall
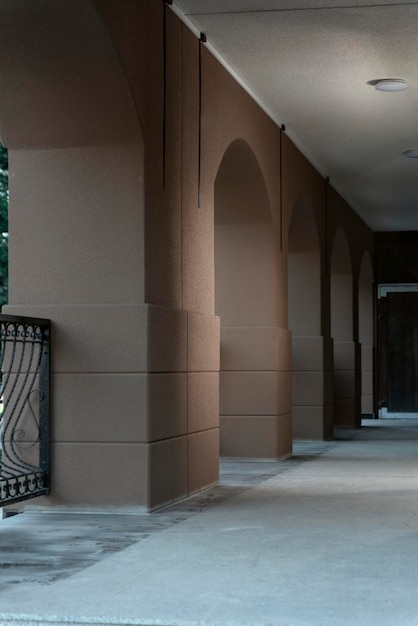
[200,51,292,459]
[0,0,375,510]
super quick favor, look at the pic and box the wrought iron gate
[0,315,50,506]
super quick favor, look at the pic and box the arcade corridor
[2,418,418,626]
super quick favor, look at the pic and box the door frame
[377,283,418,418]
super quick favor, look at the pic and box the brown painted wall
[96,4,292,461]
[0,0,376,510]
[327,187,374,427]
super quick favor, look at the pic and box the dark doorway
[379,291,418,413]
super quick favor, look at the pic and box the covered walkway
[2,419,418,626]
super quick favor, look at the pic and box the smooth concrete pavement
[2,419,418,626]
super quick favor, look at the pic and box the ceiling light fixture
[403,149,418,158]
[369,78,408,92]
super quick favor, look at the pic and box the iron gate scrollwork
[0,315,50,506]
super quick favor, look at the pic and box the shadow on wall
[215,139,285,459]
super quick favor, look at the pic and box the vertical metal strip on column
[325,176,330,276]
[279,125,285,251]
[163,1,172,189]
[198,33,206,208]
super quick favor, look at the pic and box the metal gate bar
[0,315,50,506]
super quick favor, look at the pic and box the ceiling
[172,0,418,232]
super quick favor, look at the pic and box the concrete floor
[2,419,418,626]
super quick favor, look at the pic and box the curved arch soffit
[0,0,142,149]
[215,139,272,225]
[214,138,275,326]
[358,250,374,286]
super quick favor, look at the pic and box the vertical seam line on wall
[279,127,283,252]
[198,34,206,208]
[181,28,189,494]
[325,177,329,276]
[163,2,168,189]
[180,25,184,312]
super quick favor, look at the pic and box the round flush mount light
[368,78,408,92]
[403,149,418,158]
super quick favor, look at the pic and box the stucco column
[4,144,156,509]
[361,341,374,416]
[292,336,334,439]
[219,327,292,458]
[333,340,361,428]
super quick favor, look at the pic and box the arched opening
[358,252,374,418]
[330,228,359,427]
[215,140,275,328]
[215,139,288,458]
[288,197,332,438]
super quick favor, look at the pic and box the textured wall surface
[1,0,374,510]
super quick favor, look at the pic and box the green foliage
[0,142,8,307]
[0,144,7,182]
